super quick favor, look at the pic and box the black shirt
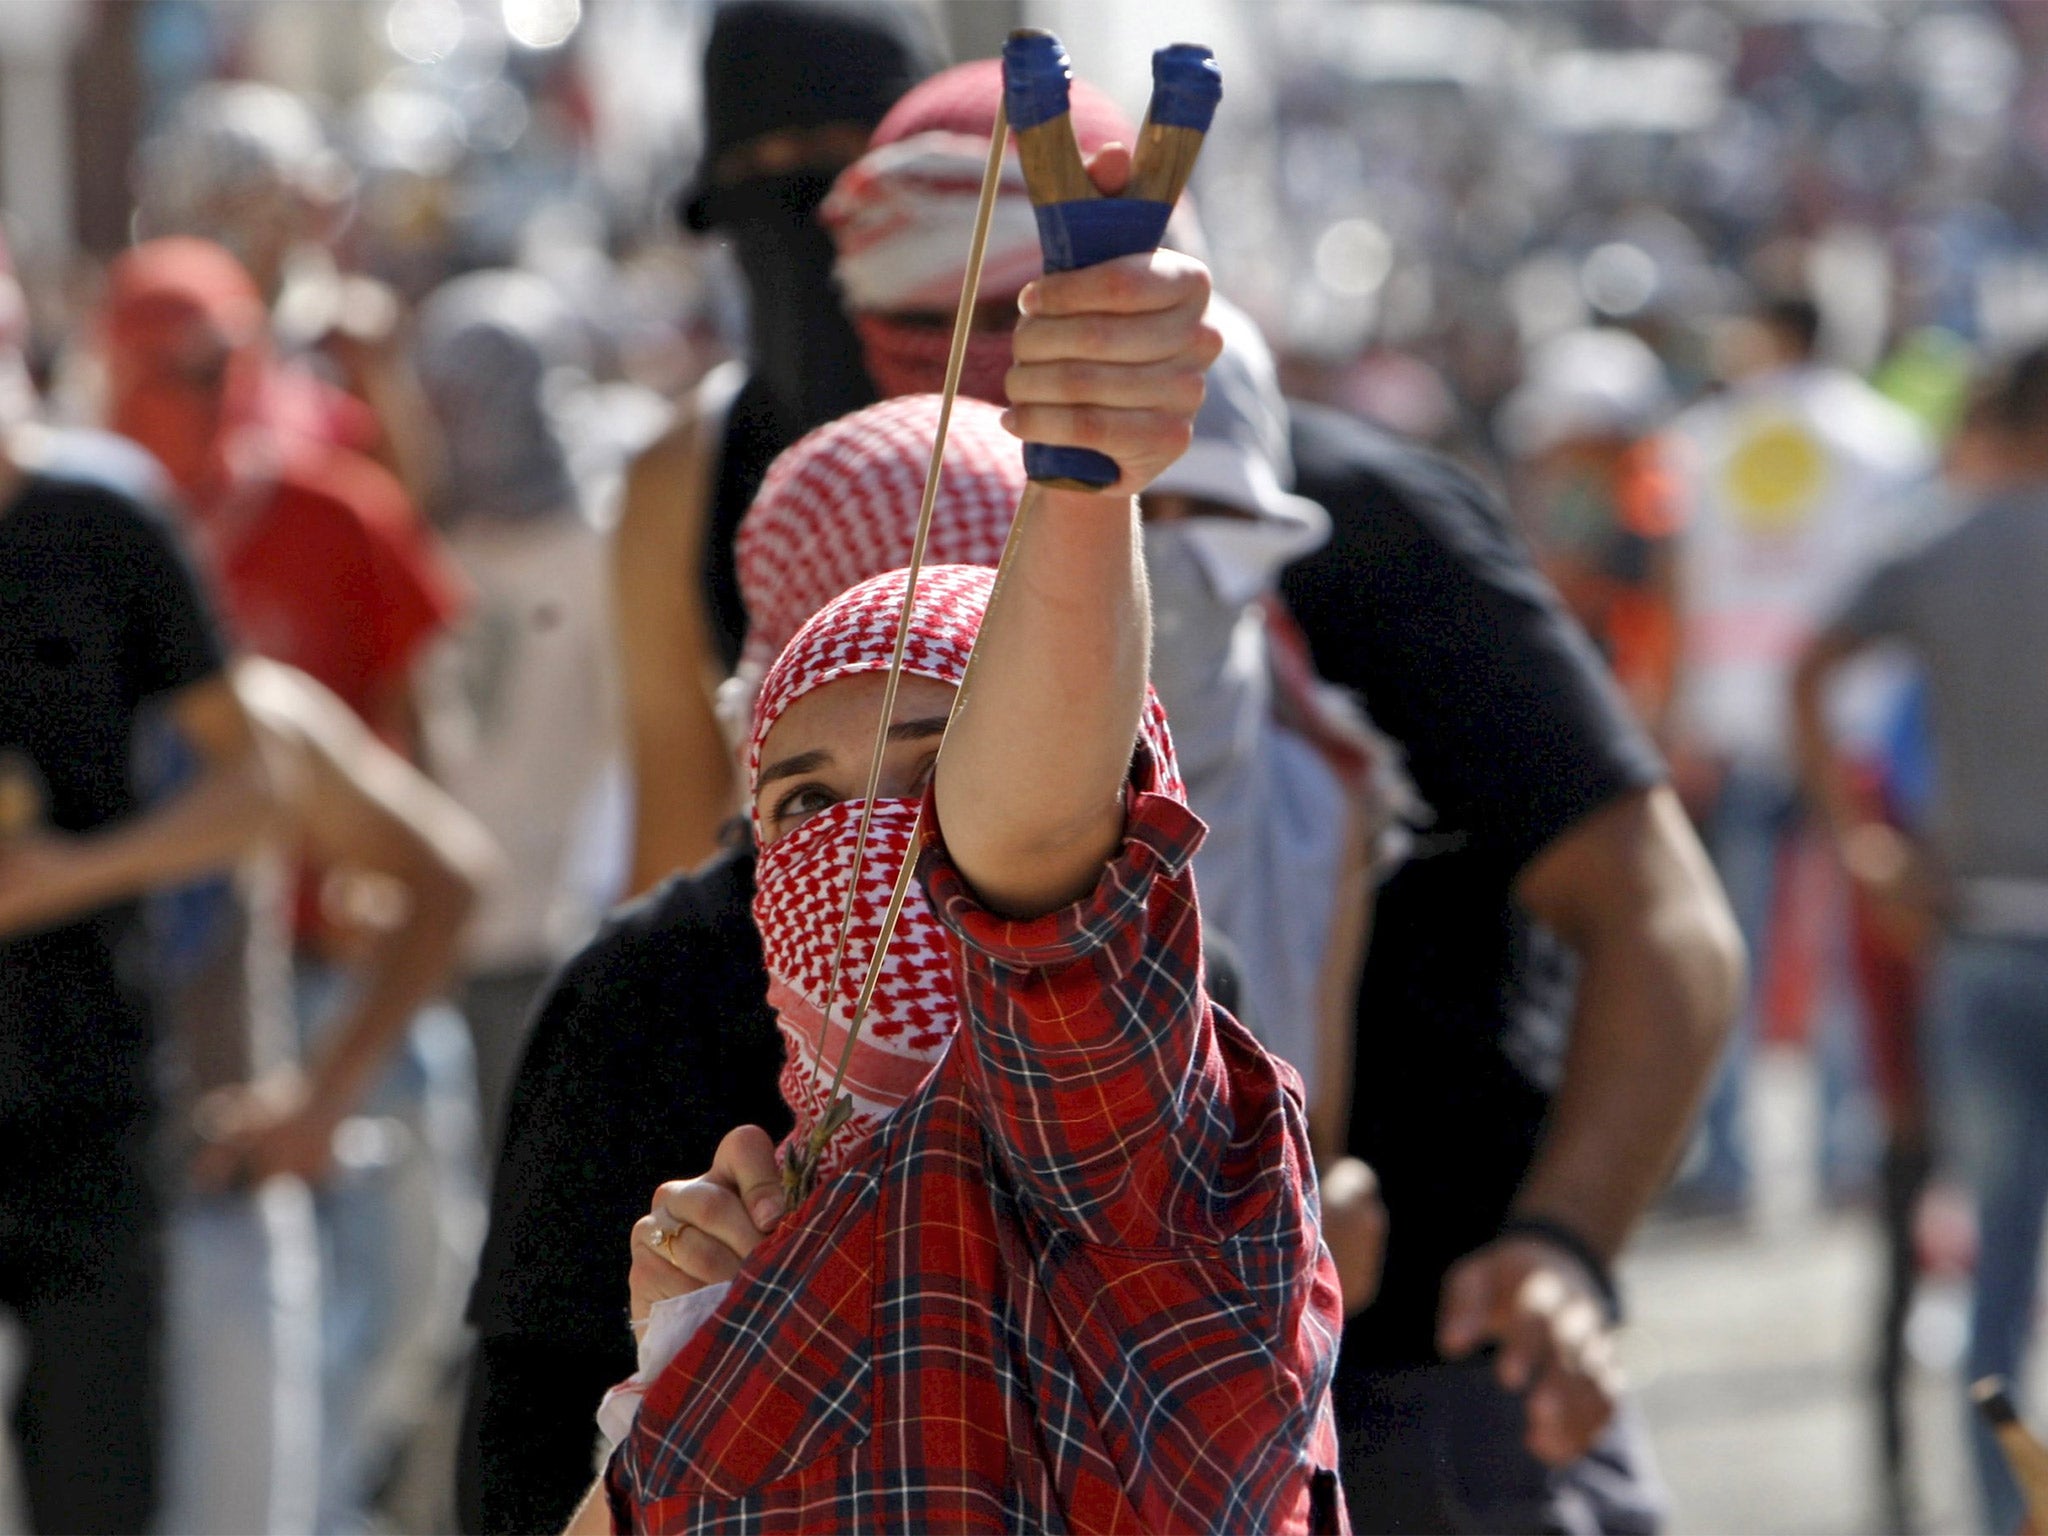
[1280,406,1664,1371]
[0,474,224,1143]
[469,845,791,1347]
[462,846,789,1533]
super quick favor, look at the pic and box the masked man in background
[614,0,944,890]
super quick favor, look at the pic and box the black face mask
[692,170,877,435]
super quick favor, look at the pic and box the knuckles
[1036,251,1195,313]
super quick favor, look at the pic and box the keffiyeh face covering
[748,564,993,1185]
[747,564,1184,1184]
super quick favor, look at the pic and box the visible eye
[769,781,839,834]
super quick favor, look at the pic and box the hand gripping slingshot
[1005,31,1223,489]
[779,31,1221,1207]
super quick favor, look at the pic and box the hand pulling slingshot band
[777,32,1221,1207]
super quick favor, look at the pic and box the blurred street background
[1,2,2047,1533]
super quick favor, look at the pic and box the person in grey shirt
[1795,341,2048,1536]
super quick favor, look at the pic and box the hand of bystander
[1438,1234,1624,1467]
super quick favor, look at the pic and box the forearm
[935,485,1148,918]
[1512,790,1744,1257]
[1310,798,1376,1167]
[304,871,473,1114]
[563,1478,611,1536]
[1513,921,1734,1255]
[1791,640,1862,836]
[42,755,273,921]
[615,415,727,892]
[626,704,734,891]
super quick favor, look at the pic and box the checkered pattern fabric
[822,130,1043,314]
[609,746,1345,1533]
[610,566,1340,1532]
[749,565,1182,1182]
[735,396,1024,680]
[756,797,954,1183]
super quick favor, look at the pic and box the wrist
[1497,1213,1623,1324]
[1034,485,1138,522]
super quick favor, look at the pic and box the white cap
[1148,295,1330,560]
[1497,325,1672,457]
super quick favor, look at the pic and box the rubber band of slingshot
[790,100,1013,1195]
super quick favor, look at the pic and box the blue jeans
[1691,766,1875,1201]
[160,1180,321,1535]
[294,968,484,1535]
[1927,935,2048,1536]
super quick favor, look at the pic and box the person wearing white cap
[1139,298,1414,1314]
[1497,326,1685,737]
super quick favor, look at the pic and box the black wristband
[1495,1215,1624,1325]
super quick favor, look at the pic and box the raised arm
[935,239,1217,919]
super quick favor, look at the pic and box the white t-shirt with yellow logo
[1670,365,1931,768]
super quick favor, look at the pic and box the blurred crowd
[0,2,2046,1534]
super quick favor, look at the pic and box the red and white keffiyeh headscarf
[822,60,1134,404]
[748,564,1182,1183]
[734,393,1024,681]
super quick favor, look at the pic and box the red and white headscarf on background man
[821,60,1136,404]
[733,393,1025,680]
[718,391,1028,744]
[747,564,1183,1184]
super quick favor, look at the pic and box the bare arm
[1794,625,1942,934]
[0,673,274,935]
[1310,795,1377,1164]
[616,404,735,891]
[197,660,499,1184]
[1437,784,1743,1464]
[936,246,1216,919]
[935,484,1149,917]
[1312,797,1387,1317]
[1506,784,1744,1256]
[562,1478,609,1536]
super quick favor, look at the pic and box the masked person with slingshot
[564,39,1345,1536]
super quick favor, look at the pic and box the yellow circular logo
[1722,418,1827,534]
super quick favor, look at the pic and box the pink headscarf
[748,564,1182,1183]
[99,238,272,512]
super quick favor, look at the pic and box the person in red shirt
[96,237,464,749]
[565,232,1343,1532]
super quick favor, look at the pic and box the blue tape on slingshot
[1002,33,1074,131]
[1030,198,1174,276]
[1025,198,1175,488]
[1023,441,1121,488]
[1147,45,1222,131]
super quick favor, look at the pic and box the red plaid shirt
[608,755,1345,1533]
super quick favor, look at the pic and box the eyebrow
[755,716,952,793]
[756,748,830,791]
